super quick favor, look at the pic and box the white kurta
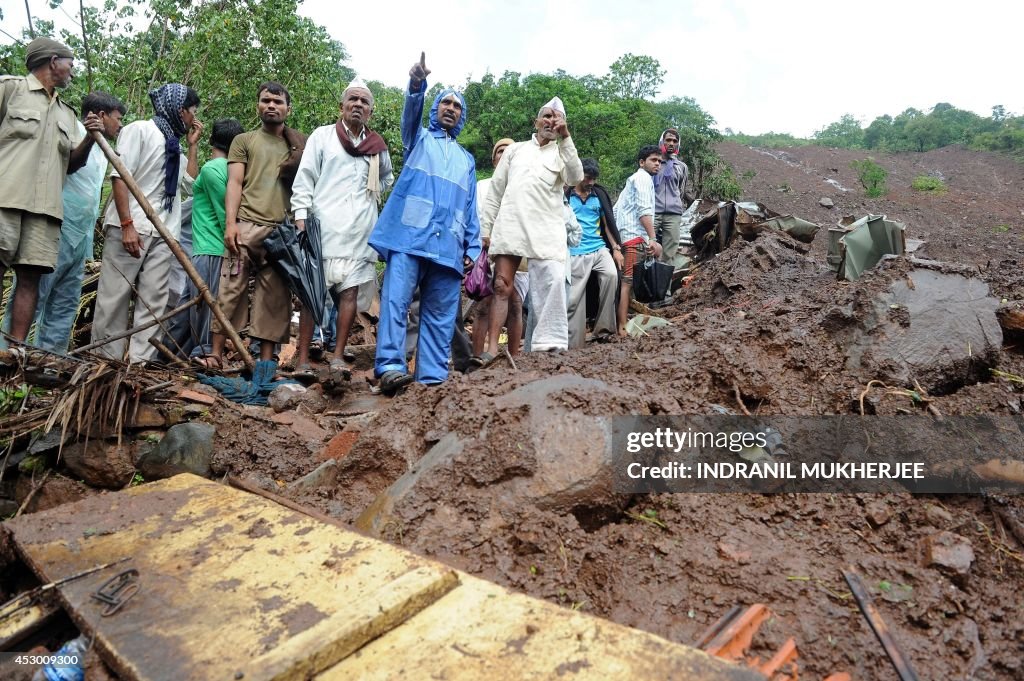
[103,119,194,240]
[482,134,583,262]
[291,124,394,261]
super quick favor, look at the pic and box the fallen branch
[843,569,920,681]
[149,337,188,368]
[72,296,199,356]
[732,382,752,416]
[502,345,518,372]
[14,469,52,518]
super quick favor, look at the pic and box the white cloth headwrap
[540,96,566,118]
[342,77,374,107]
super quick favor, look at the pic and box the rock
[318,430,360,462]
[178,389,217,406]
[837,269,1001,393]
[922,531,974,575]
[166,403,211,425]
[268,383,307,412]
[28,429,72,456]
[342,344,377,370]
[717,540,751,563]
[269,412,329,445]
[14,473,92,513]
[61,440,136,489]
[277,342,298,367]
[238,470,283,493]
[819,197,835,208]
[356,375,634,537]
[865,500,891,527]
[996,304,1024,335]
[287,459,339,491]
[136,422,215,480]
[299,384,329,414]
[924,503,954,527]
[128,403,167,429]
[18,454,48,475]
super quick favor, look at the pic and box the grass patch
[911,175,947,193]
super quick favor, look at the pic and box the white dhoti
[526,258,568,352]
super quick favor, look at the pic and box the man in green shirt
[177,118,244,358]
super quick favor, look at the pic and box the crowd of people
[0,42,690,397]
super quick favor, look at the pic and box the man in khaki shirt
[204,81,306,370]
[0,37,103,342]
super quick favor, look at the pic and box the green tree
[813,114,864,149]
[850,159,888,198]
[606,53,665,101]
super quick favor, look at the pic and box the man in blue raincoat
[369,53,481,395]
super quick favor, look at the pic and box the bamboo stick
[88,131,255,371]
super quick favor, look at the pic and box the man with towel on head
[91,82,203,362]
[0,37,104,344]
[479,96,583,362]
[291,78,394,380]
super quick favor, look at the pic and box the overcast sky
[4,0,1022,137]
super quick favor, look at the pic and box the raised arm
[401,52,432,153]
[552,115,583,186]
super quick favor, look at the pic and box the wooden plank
[5,474,758,681]
[320,572,762,681]
[4,474,457,681]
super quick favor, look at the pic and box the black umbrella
[263,216,327,322]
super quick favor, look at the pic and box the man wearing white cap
[479,97,583,360]
[291,78,393,379]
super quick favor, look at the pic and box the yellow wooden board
[4,474,458,681]
[5,473,757,681]
[321,571,761,681]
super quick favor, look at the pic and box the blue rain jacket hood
[429,88,467,137]
[368,79,481,274]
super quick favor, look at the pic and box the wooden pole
[88,131,255,371]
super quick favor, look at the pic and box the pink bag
[464,248,493,300]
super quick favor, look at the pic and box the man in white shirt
[291,78,394,378]
[480,97,583,359]
[614,144,663,333]
[91,83,202,362]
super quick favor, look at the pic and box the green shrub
[703,163,743,201]
[911,175,947,193]
[850,159,888,198]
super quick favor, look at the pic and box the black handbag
[632,256,673,303]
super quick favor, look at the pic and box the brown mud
[285,142,1022,679]
[13,142,1024,679]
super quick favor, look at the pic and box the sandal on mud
[291,363,317,383]
[469,351,495,369]
[329,357,351,381]
[192,354,223,371]
[379,370,414,396]
[341,347,357,363]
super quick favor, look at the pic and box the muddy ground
[11,142,1024,679]
[242,143,1024,679]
